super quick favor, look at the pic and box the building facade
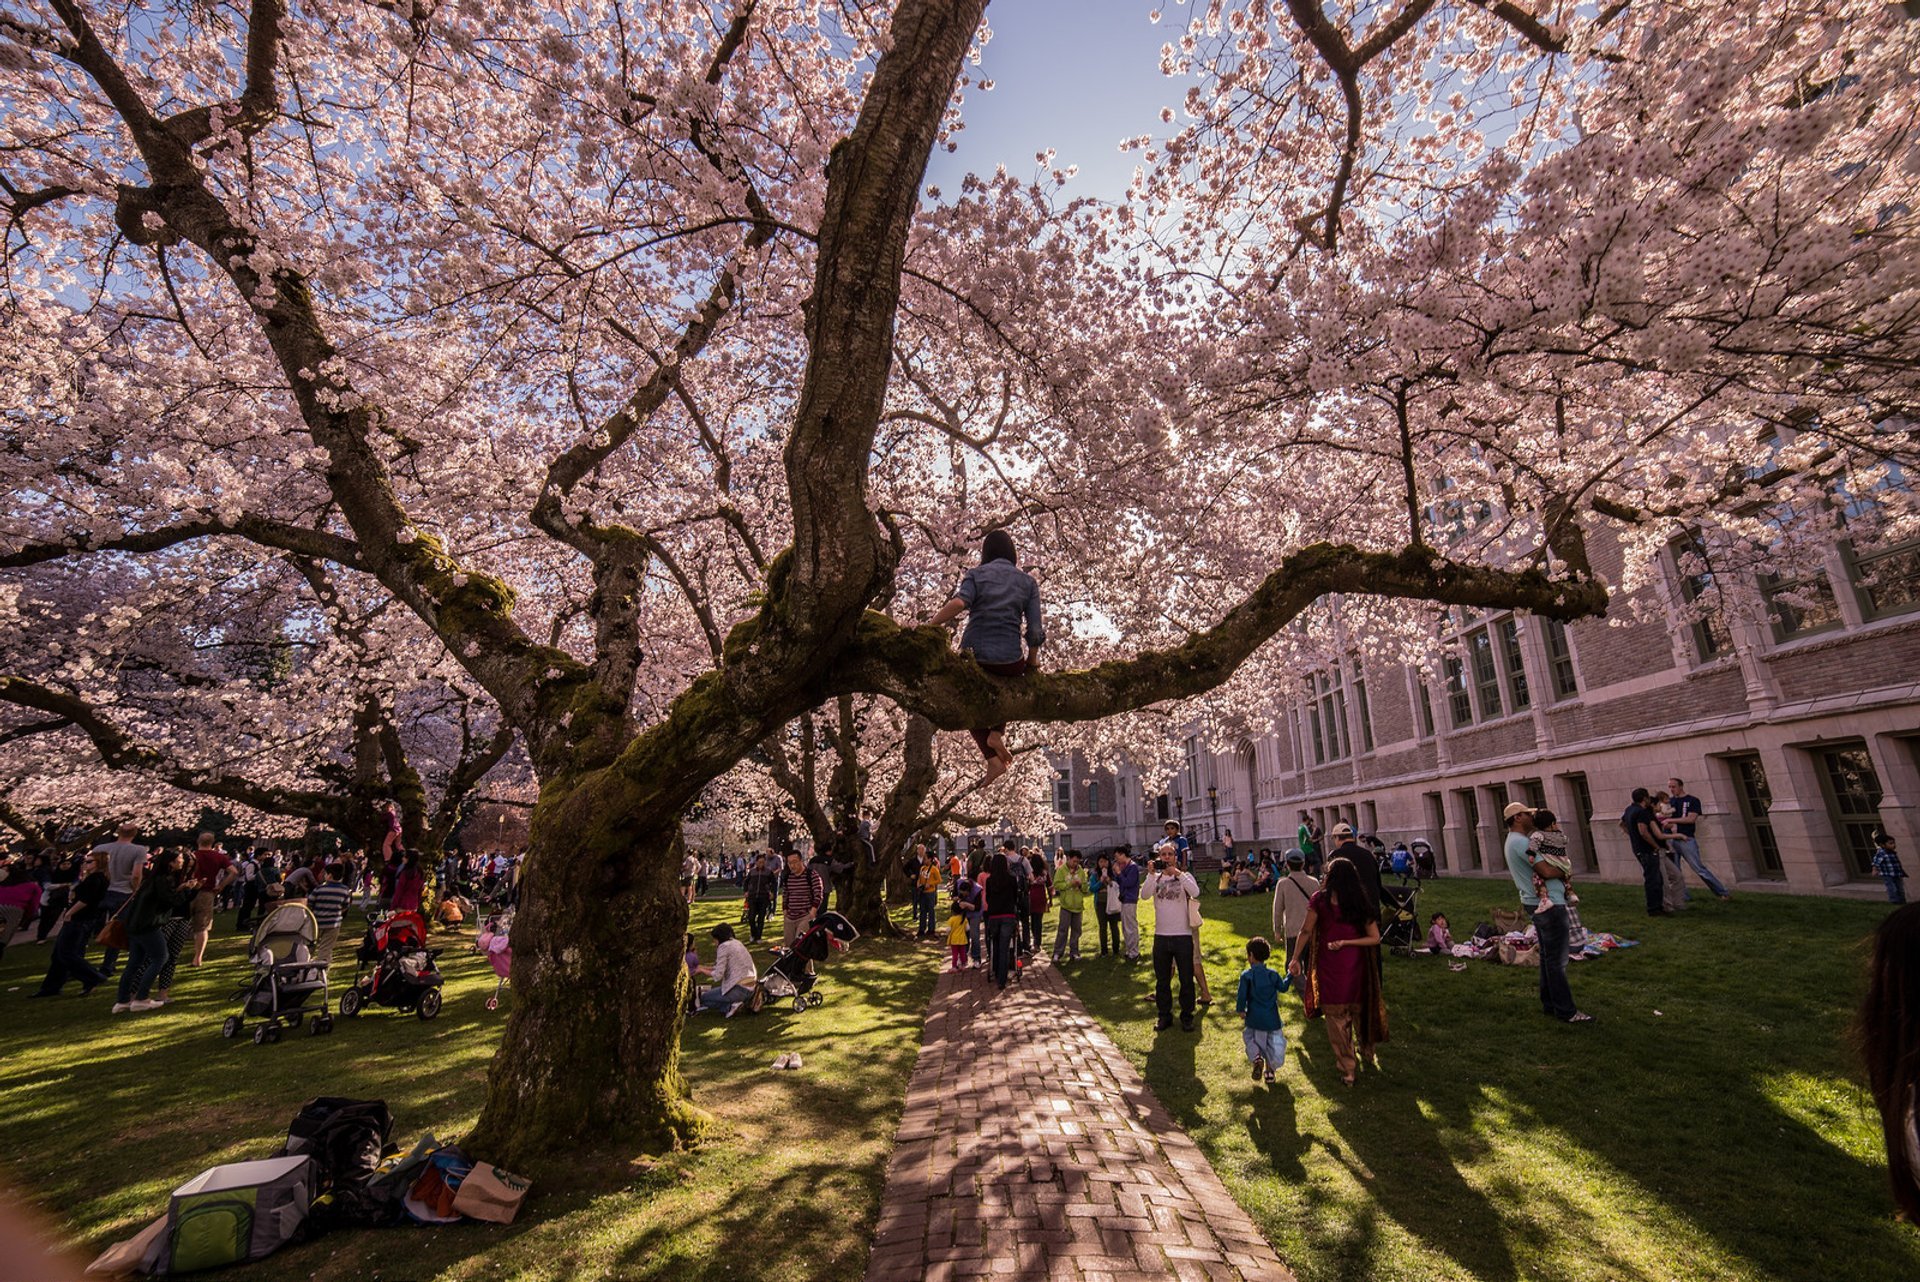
[1175,529,1920,898]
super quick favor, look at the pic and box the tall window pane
[1498,618,1530,710]
[1469,629,1503,718]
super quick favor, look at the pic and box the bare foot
[982,755,1010,786]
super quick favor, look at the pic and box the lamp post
[1207,784,1220,855]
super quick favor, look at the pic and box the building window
[1727,753,1782,878]
[1415,679,1436,738]
[1498,618,1531,711]
[1672,532,1733,662]
[1457,787,1483,870]
[1468,629,1504,720]
[1818,745,1884,879]
[1759,504,1843,641]
[1306,670,1351,765]
[1444,657,1472,729]
[1841,462,1920,619]
[1352,662,1374,753]
[1562,772,1599,872]
[1086,780,1101,812]
[1543,619,1579,700]
[1518,778,1546,810]
[1053,774,1071,816]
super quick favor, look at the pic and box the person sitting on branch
[917,530,1045,786]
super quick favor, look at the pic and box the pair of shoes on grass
[772,1052,804,1070]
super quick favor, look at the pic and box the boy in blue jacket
[1236,936,1292,1083]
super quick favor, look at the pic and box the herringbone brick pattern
[864,957,1292,1282]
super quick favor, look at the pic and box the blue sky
[926,2,1189,203]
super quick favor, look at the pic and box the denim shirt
[956,560,1044,665]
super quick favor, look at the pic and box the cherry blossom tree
[2,0,1915,1172]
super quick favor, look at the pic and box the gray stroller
[223,902,334,1044]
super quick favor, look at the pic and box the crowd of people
[0,821,524,1014]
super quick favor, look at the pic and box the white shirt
[708,938,756,993]
[1148,870,1200,937]
[1273,871,1320,940]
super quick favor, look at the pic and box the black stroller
[224,903,334,1044]
[757,911,859,1013]
[339,910,445,1020]
[1379,877,1422,956]
[1409,838,1438,880]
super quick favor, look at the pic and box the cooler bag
[165,1155,313,1273]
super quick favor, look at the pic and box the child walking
[947,903,971,971]
[1236,936,1291,1084]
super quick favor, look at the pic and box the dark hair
[1670,777,1685,789]
[1323,858,1372,927]
[988,852,1011,880]
[1862,904,1920,1222]
[1246,936,1272,962]
[1632,787,1650,803]
[1001,838,1019,852]
[1533,808,1558,829]
[982,529,1017,565]
[711,923,734,943]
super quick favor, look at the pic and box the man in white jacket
[1147,845,1202,1032]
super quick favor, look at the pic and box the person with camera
[1147,845,1203,1032]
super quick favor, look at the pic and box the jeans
[1018,907,1042,953]
[745,897,770,943]
[1535,904,1577,1020]
[38,911,107,995]
[235,884,265,930]
[1885,875,1908,904]
[116,929,167,1003]
[1153,934,1195,1023]
[1669,837,1728,898]
[98,889,131,973]
[698,983,754,1013]
[915,891,938,937]
[1632,850,1664,914]
[1119,901,1141,959]
[967,911,986,965]
[987,917,1018,988]
[1096,907,1121,955]
[1051,909,1082,959]
[1243,1025,1284,1068]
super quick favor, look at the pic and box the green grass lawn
[1062,878,1920,1282]
[0,893,936,1281]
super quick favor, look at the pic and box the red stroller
[339,910,444,1021]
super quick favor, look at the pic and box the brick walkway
[864,956,1293,1282]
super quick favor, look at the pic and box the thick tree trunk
[465,774,700,1172]
[839,834,902,935]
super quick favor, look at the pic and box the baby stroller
[758,911,859,1013]
[1379,879,1422,956]
[224,903,333,1045]
[477,910,512,1010]
[1409,838,1437,881]
[339,910,444,1021]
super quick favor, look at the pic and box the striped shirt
[308,882,354,929]
[781,867,825,920]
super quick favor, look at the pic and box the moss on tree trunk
[465,774,705,1172]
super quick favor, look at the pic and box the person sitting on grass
[1236,936,1292,1084]
[914,530,1044,786]
[694,924,759,1018]
[1426,912,1453,955]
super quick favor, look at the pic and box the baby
[1426,912,1453,954]
[1527,809,1575,914]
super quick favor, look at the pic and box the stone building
[1173,529,1920,898]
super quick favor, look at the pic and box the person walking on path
[1147,846,1202,1031]
[91,824,147,977]
[954,864,986,968]
[1236,936,1291,1083]
[1022,849,1050,956]
[1272,850,1319,967]
[914,844,942,939]
[779,850,826,951]
[186,833,235,967]
[1050,850,1086,961]
[982,851,1022,990]
[1114,846,1143,962]
[1665,777,1731,901]
[915,530,1045,786]
[1873,831,1908,904]
[1503,804,1592,1025]
[1290,858,1387,1086]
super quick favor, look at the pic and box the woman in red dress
[1290,857,1387,1085]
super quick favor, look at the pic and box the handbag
[1104,883,1121,914]
[1185,893,1203,931]
[97,915,130,951]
